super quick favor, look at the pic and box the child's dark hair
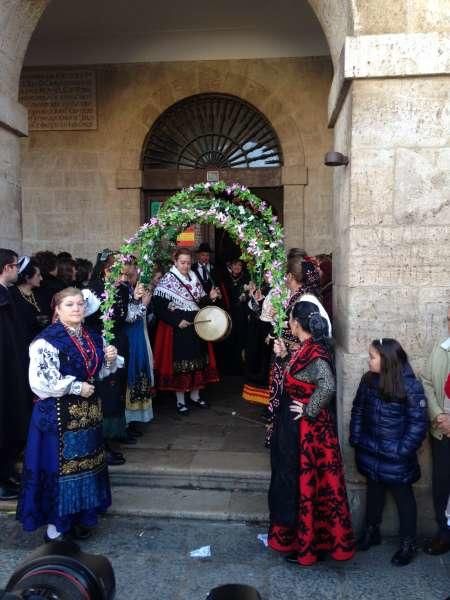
[370,338,408,400]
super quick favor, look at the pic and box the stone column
[331,32,450,535]
[0,95,28,251]
[281,165,308,250]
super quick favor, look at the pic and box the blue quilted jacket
[349,364,428,484]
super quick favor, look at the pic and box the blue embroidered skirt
[17,397,111,533]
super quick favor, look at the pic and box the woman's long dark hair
[370,338,408,400]
[291,301,331,351]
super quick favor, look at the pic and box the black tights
[366,478,417,539]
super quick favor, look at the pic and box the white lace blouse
[29,338,124,400]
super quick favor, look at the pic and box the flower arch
[101,182,288,343]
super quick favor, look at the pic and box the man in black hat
[192,242,218,296]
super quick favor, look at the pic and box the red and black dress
[153,266,219,392]
[268,338,355,565]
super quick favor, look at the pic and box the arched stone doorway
[140,92,284,260]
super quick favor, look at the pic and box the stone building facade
[19,57,334,260]
[0,0,450,533]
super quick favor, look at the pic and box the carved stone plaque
[19,69,97,131]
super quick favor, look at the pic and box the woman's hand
[290,400,305,421]
[209,288,219,301]
[436,413,450,437]
[104,345,118,363]
[265,334,274,346]
[254,288,264,302]
[179,319,192,329]
[141,289,152,306]
[273,338,287,358]
[133,283,145,300]
[80,382,95,398]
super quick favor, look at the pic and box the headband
[18,255,30,274]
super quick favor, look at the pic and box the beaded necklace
[64,324,99,380]
[18,286,41,312]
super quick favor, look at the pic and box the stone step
[109,448,270,492]
[110,485,269,523]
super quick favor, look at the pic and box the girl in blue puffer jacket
[350,338,428,567]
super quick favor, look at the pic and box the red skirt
[154,321,219,392]
[268,408,355,566]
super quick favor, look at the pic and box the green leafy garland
[100,182,288,343]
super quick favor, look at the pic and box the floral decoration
[101,181,288,342]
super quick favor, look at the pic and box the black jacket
[349,365,428,484]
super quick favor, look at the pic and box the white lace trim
[153,267,205,312]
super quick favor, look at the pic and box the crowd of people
[0,242,449,571]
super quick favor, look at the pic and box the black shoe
[391,538,417,566]
[104,443,124,459]
[284,551,325,565]
[70,524,93,540]
[117,434,138,445]
[189,398,209,409]
[111,449,124,459]
[106,451,126,466]
[127,424,143,437]
[284,552,299,564]
[357,525,381,551]
[177,403,189,415]
[0,481,19,501]
[423,536,450,555]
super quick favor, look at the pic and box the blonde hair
[51,287,84,320]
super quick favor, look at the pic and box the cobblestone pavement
[0,513,449,600]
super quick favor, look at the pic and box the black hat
[197,242,212,253]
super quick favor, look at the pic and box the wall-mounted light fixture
[324,151,349,166]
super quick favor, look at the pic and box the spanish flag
[176,226,195,247]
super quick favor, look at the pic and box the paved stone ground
[0,513,449,600]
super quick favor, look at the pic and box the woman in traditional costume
[268,301,355,566]
[87,252,131,463]
[153,247,220,414]
[10,257,47,347]
[121,261,155,430]
[265,257,331,447]
[17,287,122,541]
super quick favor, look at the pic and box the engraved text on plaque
[19,69,97,131]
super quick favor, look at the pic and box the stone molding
[281,165,308,186]
[328,31,450,125]
[345,32,450,79]
[116,169,143,189]
[0,94,28,137]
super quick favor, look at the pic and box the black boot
[391,538,417,566]
[357,525,381,551]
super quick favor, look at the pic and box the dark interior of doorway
[214,186,283,269]
[142,186,283,269]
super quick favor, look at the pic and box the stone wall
[334,74,450,535]
[20,57,333,259]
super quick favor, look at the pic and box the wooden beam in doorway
[142,167,281,190]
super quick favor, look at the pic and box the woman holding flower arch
[153,247,220,414]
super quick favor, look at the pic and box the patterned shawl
[153,266,206,312]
